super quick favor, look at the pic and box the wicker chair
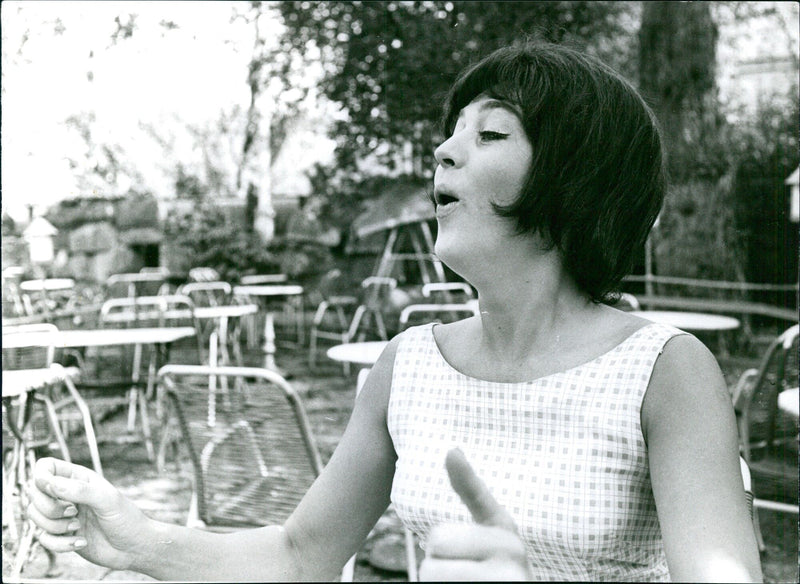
[157,365,323,528]
[732,324,799,550]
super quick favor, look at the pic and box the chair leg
[33,394,71,463]
[2,461,19,540]
[751,504,766,552]
[404,528,418,581]
[59,378,103,477]
[137,390,155,461]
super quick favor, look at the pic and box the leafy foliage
[162,201,333,284]
[277,1,637,178]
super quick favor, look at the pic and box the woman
[27,42,762,582]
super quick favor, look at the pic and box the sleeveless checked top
[387,322,685,582]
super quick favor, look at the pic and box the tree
[277,1,638,180]
[638,1,719,182]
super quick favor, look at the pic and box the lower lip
[435,202,459,219]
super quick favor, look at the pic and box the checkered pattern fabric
[388,322,685,581]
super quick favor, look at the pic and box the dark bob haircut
[441,42,666,303]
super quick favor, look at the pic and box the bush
[162,202,333,285]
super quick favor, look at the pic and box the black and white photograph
[2,1,797,582]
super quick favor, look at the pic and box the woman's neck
[469,253,597,362]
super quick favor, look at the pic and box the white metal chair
[399,302,481,330]
[2,324,102,475]
[2,323,103,579]
[157,364,322,524]
[188,267,221,283]
[310,276,398,374]
[421,281,474,302]
[106,272,168,299]
[732,324,799,551]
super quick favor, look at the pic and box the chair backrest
[360,276,397,309]
[188,267,221,283]
[106,272,167,299]
[399,302,480,330]
[421,282,474,301]
[239,274,288,285]
[158,364,323,528]
[2,323,58,370]
[615,292,641,311]
[100,294,198,328]
[178,282,232,308]
[733,324,799,460]
[139,266,170,275]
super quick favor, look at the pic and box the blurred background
[1,0,797,300]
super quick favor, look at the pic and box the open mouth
[434,188,460,207]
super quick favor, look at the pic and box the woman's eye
[478,131,508,142]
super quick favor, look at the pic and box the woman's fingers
[26,500,83,541]
[35,530,88,554]
[33,457,112,511]
[445,448,517,531]
[419,557,529,582]
[27,486,81,531]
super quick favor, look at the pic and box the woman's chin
[433,241,472,280]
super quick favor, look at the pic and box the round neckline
[427,321,659,385]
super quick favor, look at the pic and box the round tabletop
[19,278,75,292]
[631,310,740,331]
[326,341,389,366]
[2,365,77,397]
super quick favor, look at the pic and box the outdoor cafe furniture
[188,266,221,282]
[2,323,102,580]
[178,281,233,307]
[630,309,740,356]
[19,277,76,317]
[47,323,197,461]
[232,283,304,371]
[778,387,799,419]
[398,301,481,330]
[239,273,289,285]
[156,363,358,581]
[629,309,740,331]
[155,364,323,524]
[3,368,69,580]
[731,324,799,552]
[105,271,168,299]
[326,341,390,369]
[421,281,474,302]
[309,276,397,375]
[2,324,103,475]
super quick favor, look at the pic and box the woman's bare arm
[30,338,402,582]
[642,334,763,582]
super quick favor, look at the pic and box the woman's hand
[27,457,155,571]
[418,449,532,581]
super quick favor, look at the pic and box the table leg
[219,316,230,366]
[263,311,277,371]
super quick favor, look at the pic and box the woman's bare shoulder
[641,333,733,442]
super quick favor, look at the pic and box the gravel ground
[3,329,798,582]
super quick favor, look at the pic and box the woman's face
[432,94,534,277]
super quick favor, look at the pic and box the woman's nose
[434,135,461,168]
